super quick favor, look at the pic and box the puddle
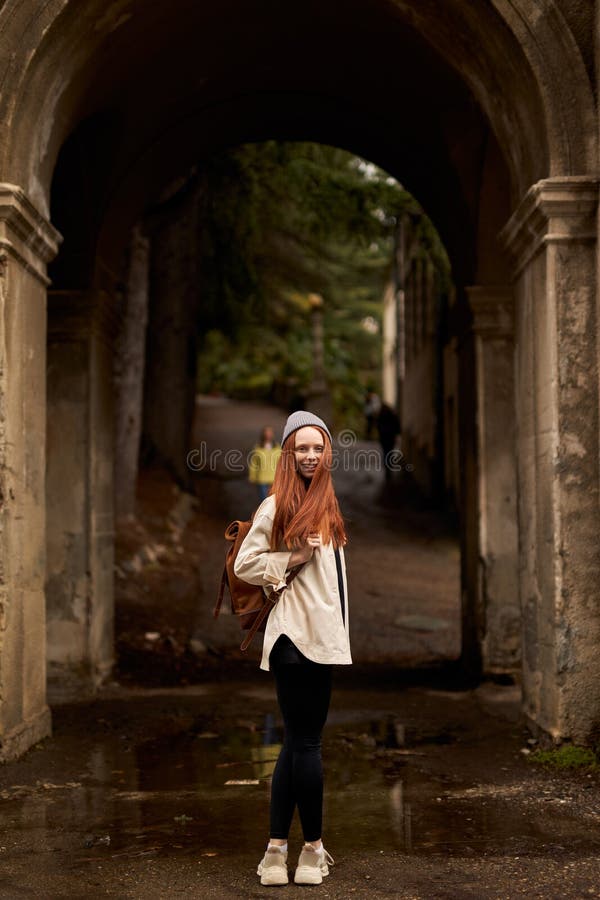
[1,710,599,866]
[326,717,600,858]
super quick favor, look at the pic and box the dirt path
[114,395,460,681]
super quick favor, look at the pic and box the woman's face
[293,426,325,480]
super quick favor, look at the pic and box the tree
[195,141,449,429]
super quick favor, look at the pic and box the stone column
[456,296,480,679]
[0,185,61,759]
[46,290,117,701]
[502,177,600,743]
[114,226,150,518]
[466,286,520,673]
[143,195,200,488]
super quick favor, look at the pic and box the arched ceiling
[0,0,594,284]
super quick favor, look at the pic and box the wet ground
[1,676,600,898]
[2,398,600,897]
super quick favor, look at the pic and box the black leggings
[270,662,333,842]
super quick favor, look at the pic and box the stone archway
[0,0,597,757]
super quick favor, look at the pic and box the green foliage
[196,327,312,401]
[196,141,449,422]
[528,745,598,770]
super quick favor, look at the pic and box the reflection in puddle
[326,718,600,858]
[1,711,600,865]
[251,712,282,779]
[390,780,412,851]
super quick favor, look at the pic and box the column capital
[500,176,598,277]
[0,183,62,285]
[466,286,514,337]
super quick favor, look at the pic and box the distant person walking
[377,403,401,482]
[364,389,381,440]
[235,411,351,886]
[249,426,282,502]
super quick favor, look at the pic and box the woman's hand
[289,532,321,567]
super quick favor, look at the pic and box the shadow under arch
[53,90,495,291]
[1,0,596,219]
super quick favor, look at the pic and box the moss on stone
[528,745,598,770]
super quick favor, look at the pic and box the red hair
[269,426,347,550]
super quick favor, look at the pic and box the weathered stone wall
[143,185,201,488]
[114,227,150,518]
[467,288,520,673]
[402,346,437,494]
[46,336,90,668]
[442,337,460,508]
[503,178,600,743]
[0,186,60,759]
[400,259,445,499]
[46,291,116,701]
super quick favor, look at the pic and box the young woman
[234,410,351,886]
[248,425,282,502]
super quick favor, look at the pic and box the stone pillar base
[46,659,114,705]
[0,706,52,762]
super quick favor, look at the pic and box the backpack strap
[213,567,228,619]
[239,595,275,651]
[239,562,306,651]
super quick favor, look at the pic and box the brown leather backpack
[214,518,304,651]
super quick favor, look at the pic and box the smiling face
[293,426,325,480]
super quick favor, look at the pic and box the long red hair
[269,426,347,550]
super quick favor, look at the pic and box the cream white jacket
[233,495,352,671]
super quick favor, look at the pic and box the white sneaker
[294,843,335,885]
[257,845,289,886]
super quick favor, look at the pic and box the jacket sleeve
[234,510,292,592]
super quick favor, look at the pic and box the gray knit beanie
[281,410,332,446]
